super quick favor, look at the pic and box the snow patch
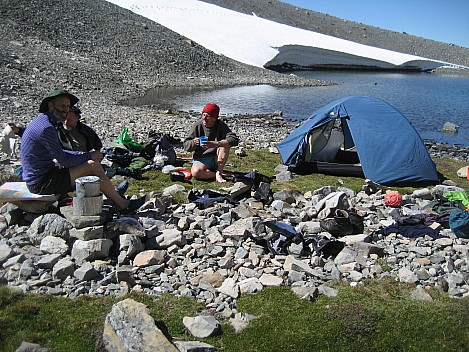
[107,0,466,71]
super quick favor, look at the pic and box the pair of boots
[319,209,364,237]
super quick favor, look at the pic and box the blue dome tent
[276,96,439,185]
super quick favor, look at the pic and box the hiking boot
[57,193,73,207]
[116,179,129,196]
[319,209,353,237]
[119,195,147,216]
[348,211,364,234]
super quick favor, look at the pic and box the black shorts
[27,167,73,195]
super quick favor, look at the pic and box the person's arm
[8,122,25,137]
[183,123,199,152]
[219,122,239,147]
[42,125,91,167]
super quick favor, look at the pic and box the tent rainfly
[276,96,440,185]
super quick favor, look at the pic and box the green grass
[2,282,469,352]
[128,150,469,197]
[0,287,203,352]
[214,282,469,352]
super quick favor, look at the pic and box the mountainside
[1,0,467,128]
[200,0,469,68]
[0,0,318,124]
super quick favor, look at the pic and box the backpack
[449,211,469,238]
[252,221,303,255]
[140,132,177,165]
[104,146,138,168]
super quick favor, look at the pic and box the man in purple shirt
[20,87,145,214]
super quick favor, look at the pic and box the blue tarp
[277,96,439,185]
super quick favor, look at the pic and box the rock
[442,122,459,133]
[74,262,99,281]
[173,340,216,352]
[259,273,283,286]
[291,286,319,301]
[457,165,468,178]
[70,226,104,241]
[52,258,75,280]
[398,267,419,283]
[409,286,433,301]
[103,298,178,352]
[71,239,113,263]
[14,341,48,352]
[183,315,221,338]
[229,312,258,333]
[27,214,73,245]
[40,236,68,255]
[0,243,14,264]
[133,250,167,267]
[275,171,293,182]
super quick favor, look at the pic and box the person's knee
[217,146,230,159]
[191,163,213,179]
[191,166,205,178]
[87,160,105,175]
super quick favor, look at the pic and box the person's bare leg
[69,160,129,209]
[215,146,230,182]
[191,162,216,180]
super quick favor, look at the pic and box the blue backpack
[449,211,469,238]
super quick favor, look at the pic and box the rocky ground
[1,177,469,350]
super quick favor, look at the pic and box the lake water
[128,71,469,146]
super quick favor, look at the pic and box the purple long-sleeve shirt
[20,112,91,185]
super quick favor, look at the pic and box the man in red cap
[183,103,239,182]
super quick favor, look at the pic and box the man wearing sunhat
[20,87,145,214]
[183,103,239,182]
[9,105,102,153]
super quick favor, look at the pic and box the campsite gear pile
[376,187,469,239]
[139,131,177,166]
[251,220,345,257]
[449,211,469,238]
[277,96,440,185]
[104,128,179,179]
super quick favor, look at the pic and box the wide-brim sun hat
[39,87,79,113]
